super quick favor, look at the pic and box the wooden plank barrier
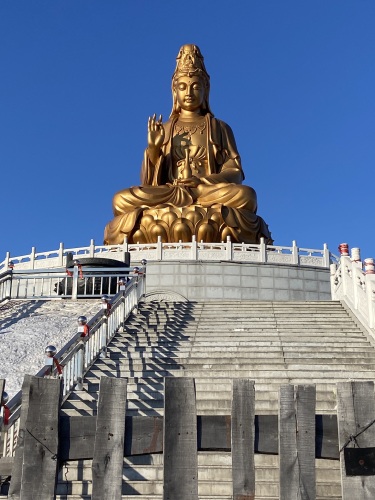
[163,377,198,500]
[57,413,339,460]
[0,379,4,403]
[15,376,61,500]
[232,378,255,500]
[92,376,128,500]
[337,381,375,499]
[279,384,316,500]
[3,376,363,499]
[8,375,34,499]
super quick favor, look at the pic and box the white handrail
[331,256,375,331]
[0,274,145,458]
[0,239,337,271]
[1,267,134,301]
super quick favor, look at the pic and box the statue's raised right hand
[148,114,165,153]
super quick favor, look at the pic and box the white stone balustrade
[331,255,375,330]
[0,237,335,271]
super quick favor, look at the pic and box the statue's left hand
[175,176,201,188]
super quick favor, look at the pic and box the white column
[89,239,95,258]
[157,236,162,260]
[292,240,299,265]
[191,236,198,260]
[4,252,10,270]
[58,243,64,266]
[72,263,79,300]
[323,243,330,268]
[30,247,36,270]
[123,236,129,261]
[351,247,361,267]
[259,238,266,263]
[366,274,375,329]
[226,236,232,261]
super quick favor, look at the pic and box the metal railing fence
[0,266,134,302]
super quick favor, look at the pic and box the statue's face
[175,76,205,112]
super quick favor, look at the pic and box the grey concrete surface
[144,261,331,301]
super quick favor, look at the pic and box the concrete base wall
[145,261,331,302]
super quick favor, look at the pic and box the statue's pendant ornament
[174,120,206,140]
[104,44,272,245]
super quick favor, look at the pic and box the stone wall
[144,261,331,302]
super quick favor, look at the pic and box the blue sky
[1,1,374,262]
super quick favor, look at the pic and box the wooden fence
[1,377,375,499]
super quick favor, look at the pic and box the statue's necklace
[175,120,206,141]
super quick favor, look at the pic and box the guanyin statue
[104,44,272,244]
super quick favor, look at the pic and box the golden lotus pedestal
[127,205,272,244]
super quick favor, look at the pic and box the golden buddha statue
[104,44,272,244]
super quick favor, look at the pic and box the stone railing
[0,238,336,271]
[331,252,375,330]
[0,275,145,458]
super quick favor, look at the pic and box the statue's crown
[173,44,210,81]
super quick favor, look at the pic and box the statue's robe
[104,114,272,244]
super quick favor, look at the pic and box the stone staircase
[57,300,375,499]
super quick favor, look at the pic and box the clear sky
[1,1,374,262]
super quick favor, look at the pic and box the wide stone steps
[58,299,374,497]
[56,453,341,499]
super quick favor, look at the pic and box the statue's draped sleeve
[203,116,245,185]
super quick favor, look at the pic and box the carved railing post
[226,236,232,261]
[89,239,95,258]
[30,247,36,270]
[191,236,198,260]
[58,242,64,266]
[260,237,266,263]
[71,261,79,300]
[366,274,375,329]
[157,236,162,260]
[323,242,330,268]
[4,252,10,271]
[292,240,299,265]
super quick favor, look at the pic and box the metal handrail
[7,266,134,300]
[1,273,145,457]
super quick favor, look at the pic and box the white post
[292,240,299,265]
[30,246,36,270]
[191,236,198,260]
[123,236,129,261]
[366,275,375,329]
[323,243,330,268]
[260,237,266,263]
[157,236,162,260]
[4,252,10,270]
[72,263,79,300]
[75,345,85,390]
[330,263,337,299]
[351,247,361,267]
[226,236,232,261]
[58,243,64,266]
[100,319,108,358]
[89,239,95,258]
